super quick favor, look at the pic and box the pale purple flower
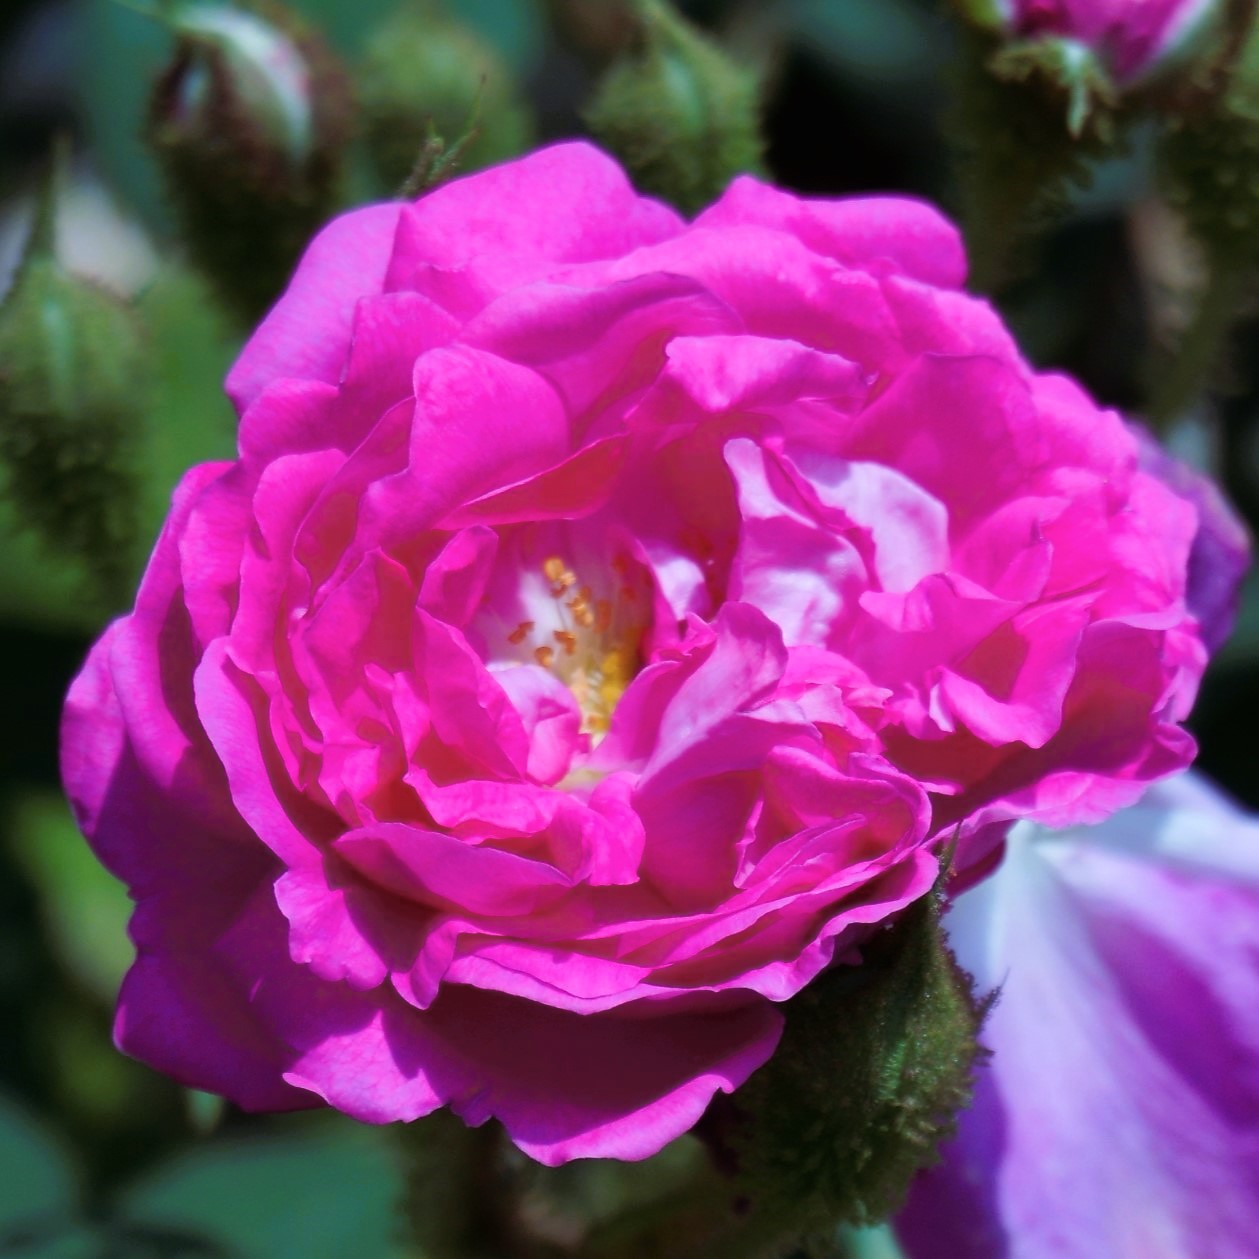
[898,771,1259,1257]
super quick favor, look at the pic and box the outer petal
[694,176,968,288]
[1133,423,1251,652]
[898,773,1259,1258]
[226,204,405,411]
[385,141,683,296]
[62,630,308,1111]
[278,983,784,1166]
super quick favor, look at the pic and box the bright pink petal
[226,203,405,411]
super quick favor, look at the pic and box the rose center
[500,552,645,737]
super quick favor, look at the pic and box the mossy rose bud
[148,0,352,320]
[0,163,148,603]
[585,0,764,215]
[955,0,1231,86]
[358,1,534,192]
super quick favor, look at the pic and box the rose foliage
[63,144,1216,1164]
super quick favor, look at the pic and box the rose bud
[585,0,765,214]
[147,0,352,321]
[956,0,1235,90]
[357,2,535,192]
[62,144,1230,1174]
[0,156,149,606]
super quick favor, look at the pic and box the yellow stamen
[507,620,534,645]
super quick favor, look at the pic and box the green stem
[396,1116,554,1259]
[1149,254,1254,429]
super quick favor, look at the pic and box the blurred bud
[726,879,987,1234]
[358,2,535,192]
[0,156,150,606]
[584,0,765,216]
[148,0,352,321]
[951,0,1238,93]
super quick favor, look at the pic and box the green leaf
[0,1092,79,1234]
[7,790,134,1003]
[123,1117,409,1259]
[839,1223,909,1259]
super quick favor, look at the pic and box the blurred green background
[1,1,1257,1255]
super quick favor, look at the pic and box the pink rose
[61,143,1212,1163]
[990,0,1221,82]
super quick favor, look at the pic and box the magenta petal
[417,987,785,1165]
[63,632,308,1110]
[386,142,682,281]
[467,273,738,423]
[335,823,575,917]
[695,176,968,288]
[355,347,571,544]
[61,142,1228,1170]
[663,334,866,414]
[642,603,788,779]
[226,203,405,412]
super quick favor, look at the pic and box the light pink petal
[724,437,869,647]
[790,451,950,593]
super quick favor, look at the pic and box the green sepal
[358,1,535,195]
[583,0,765,216]
[988,37,1118,139]
[0,155,151,608]
[727,870,991,1248]
[147,0,354,322]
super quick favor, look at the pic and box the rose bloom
[898,771,1259,1258]
[63,143,1213,1164]
[981,0,1223,83]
